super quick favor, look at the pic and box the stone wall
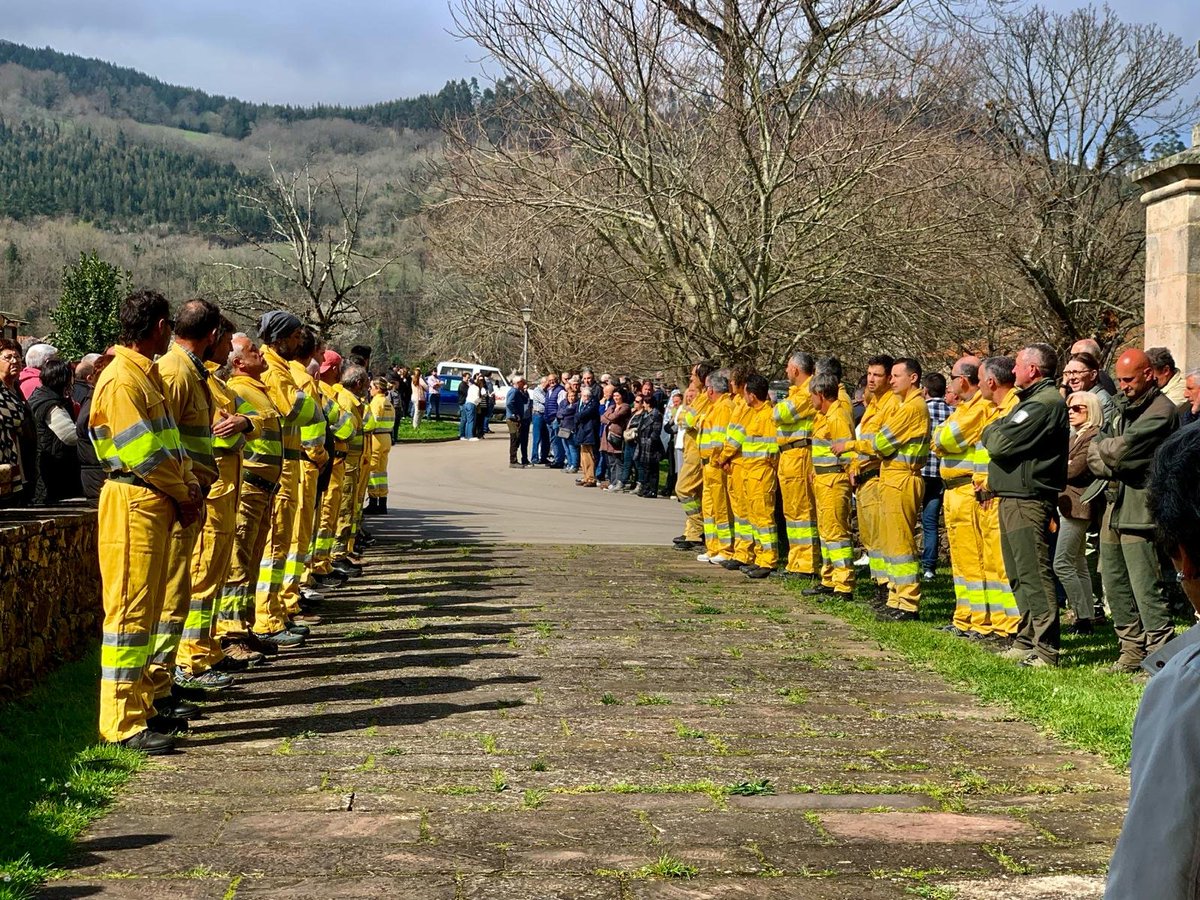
[0,503,100,697]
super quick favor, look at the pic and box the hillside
[0,40,481,136]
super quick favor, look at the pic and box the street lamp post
[520,306,533,380]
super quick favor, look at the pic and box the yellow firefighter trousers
[178,476,240,673]
[98,482,176,742]
[978,500,1021,636]
[728,461,753,563]
[814,472,855,594]
[312,456,345,575]
[216,480,273,641]
[145,516,201,701]
[282,460,320,615]
[334,453,362,559]
[778,448,819,574]
[255,459,300,635]
[350,448,372,551]
[945,483,990,634]
[368,434,392,498]
[744,467,778,569]
[675,442,704,542]
[701,463,734,557]
[857,475,885,584]
[880,470,923,613]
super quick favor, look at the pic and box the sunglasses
[1069,405,1088,412]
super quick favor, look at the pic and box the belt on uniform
[282,448,302,461]
[813,464,842,475]
[943,474,974,490]
[780,439,812,452]
[857,467,879,486]
[333,450,348,459]
[243,472,280,495]
[107,471,154,490]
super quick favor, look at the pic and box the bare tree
[215,160,398,337]
[441,0,990,370]
[976,4,1200,358]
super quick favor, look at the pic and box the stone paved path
[47,538,1126,899]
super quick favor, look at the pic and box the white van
[434,361,511,419]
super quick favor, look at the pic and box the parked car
[435,361,511,421]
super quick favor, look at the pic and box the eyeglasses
[1068,405,1088,412]
[0,353,20,363]
[1062,369,1089,377]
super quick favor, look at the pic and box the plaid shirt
[922,397,951,478]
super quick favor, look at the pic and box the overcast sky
[0,0,1195,106]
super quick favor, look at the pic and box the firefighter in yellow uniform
[807,372,856,597]
[312,351,357,578]
[179,319,256,677]
[738,374,780,577]
[151,299,232,705]
[774,352,820,578]
[672,362,714,550]
[349,382,378,549]
[932,357,993,637]
[697,370,734,563]
[717,366,754,569]
[837,355,897,610]
[90,290,201,753]
[255,311,321,649]
[283,328,329,615]
[836,358,929,618]
[218,334,282,661]
[974,357,1022,640]
[333,365,369,566]
[365,377,395,514]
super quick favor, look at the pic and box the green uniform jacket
[1086,385,1178,533]
[980,377,1068,500]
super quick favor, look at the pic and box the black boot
[365,497,379,516]
[869,581,889,613]
[378,499,388,514]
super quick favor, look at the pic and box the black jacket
[28,385,82,503]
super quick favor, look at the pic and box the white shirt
[466,383,482,406]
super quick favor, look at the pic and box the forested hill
[0,119,264,232]
[0,39,482,136]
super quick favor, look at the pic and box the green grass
[785,573,1144,767]
[392,418,460,442]
[0,649,145,900]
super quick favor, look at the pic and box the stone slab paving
[46,542,1126,899]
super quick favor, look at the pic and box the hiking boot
[802,584,835,597]
[210,654,250,674]
[332,558,364,577]
[292,613,323,627]
[744,566,772,579]
[1108,659,1143,674]
[240,631,279,657]
[221,641,266,666]
[721,558,744,570]
[157,694,201,720]
[146,713,189,735]
[1020,655,1056,669]
[1000,646,1034,662]
[878,607,918,622]
[173,666,234,691]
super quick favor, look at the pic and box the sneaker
[117,729,175,755]
[173,666,234,691]
[922,570,936,581]
[708,554,729,565]
[606,483,623,492]
[468,437,480,442]
[292,613,323,626]
[721,558,745,570]
[257,628,306,650]
[802,584,835,597]
[879,607,919,622]
[300,587,326,606]
[287,622,311,637]
[332,559,364,577]
[313,571,347,589]
[853,553,870,567]
[937,624,969,637]
[240,631,280,657]
[696,552,714,563]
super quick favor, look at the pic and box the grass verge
[0,648,145,900]
[783,573,1144,768]
[392,418,461,442]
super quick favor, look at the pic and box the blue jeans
[429,393,441,419]
[459,402,477,438]
[921,477,943,571]
[566,440,581,470]
[550,429,565,465]
[531,413,547,462]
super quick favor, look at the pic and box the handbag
[606,425,624,450]
[557,426,573,439]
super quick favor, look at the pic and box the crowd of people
[652,339,1193,673]
[499,370,683,499]
[1,293,402,755]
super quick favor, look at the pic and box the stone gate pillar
[1134,127,1200,373]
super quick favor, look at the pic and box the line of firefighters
[91,294,397,754]
[671,352,1022,635]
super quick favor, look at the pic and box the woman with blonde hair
[411,367,427,430]
[1054,390,1104,633]
[365,377,395,515]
